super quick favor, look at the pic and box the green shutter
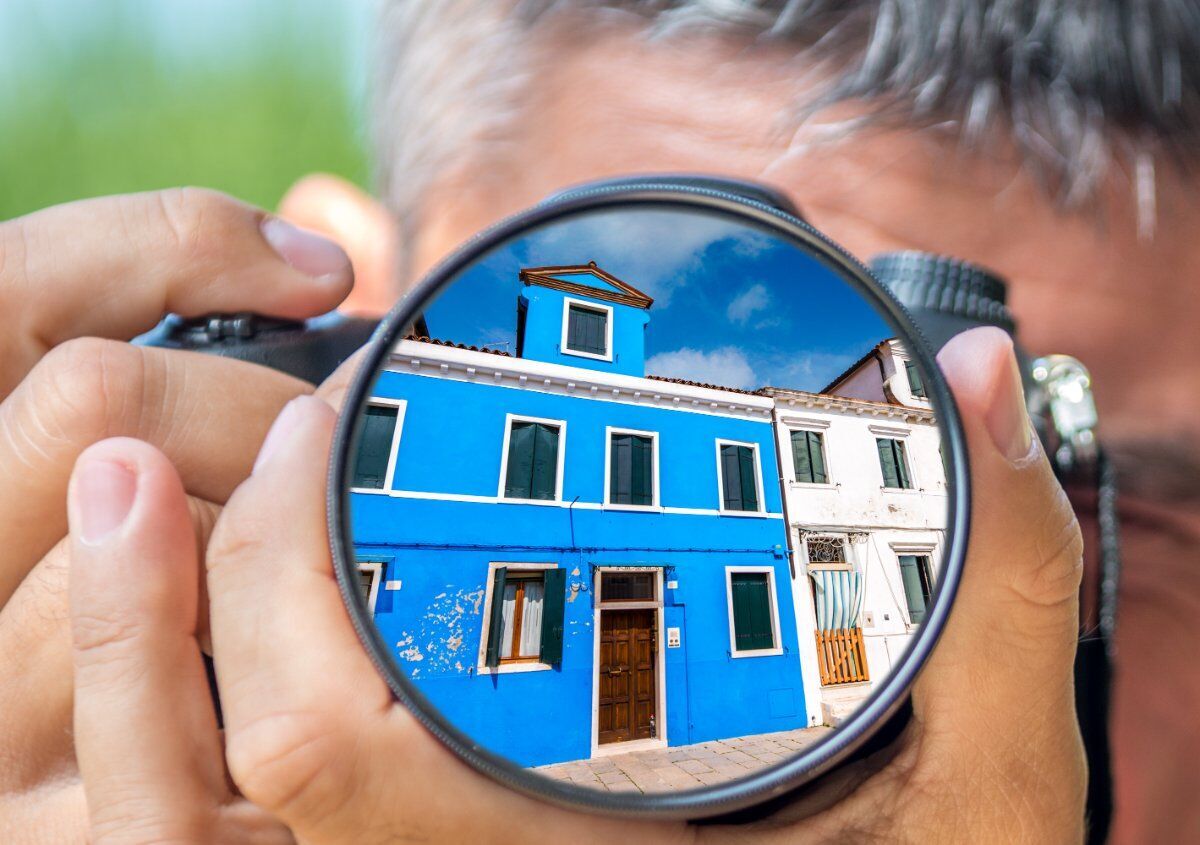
[905,360,926,398]
[484,567,508,667]
[351,405,399,489]
[898,556,927,623]
[720,444,741,509]
[731,573,774,651]
[894,439,912,489]
[539,568,566,665]
[504,422,534,498]
[738,446,759,511]
[530,423,559,500]
[791,431,811,482]
[567,305,607,355]
[877,438,900,488]
[809,432,828,483]
[611,433,653,506]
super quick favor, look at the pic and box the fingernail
[255,396,310,474]
[985,348,1035,463]
[260,216,351,281]
[76,460,138,545]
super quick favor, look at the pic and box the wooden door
[598,609,657,745]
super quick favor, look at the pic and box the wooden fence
[815,628,869,686]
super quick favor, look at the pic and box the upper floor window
[904,359,927,398]
[898,554,934,624]
[351,401,405,490]
[876,437,913,490]
[790,430,828,484]
[563,299,611,359]
[356,561,383,614]
[500,417,564,501]
[717,441,763,512]
[607,429,657,507]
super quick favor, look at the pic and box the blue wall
[350,368,810,767]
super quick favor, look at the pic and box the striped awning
[810,570,865,631]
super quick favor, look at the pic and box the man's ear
[278,174,399,316]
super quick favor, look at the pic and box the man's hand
[0,188,354,841]
[60,327,1088,843]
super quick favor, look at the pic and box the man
[0,1,1195,841]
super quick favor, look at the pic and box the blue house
[349,263,810,767]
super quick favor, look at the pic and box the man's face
[404,22,1199,511]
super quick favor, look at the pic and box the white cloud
[645,346,759,391]
[521,210,774,308]
[726,283,770,324]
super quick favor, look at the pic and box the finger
[67,437,229,840]
[909,329,1085,815]
[1,188,353,395]
[312,345,369,412]
[208,398,672,844]
[0,340,309,603]
[0,497,220,794]
[278,174,399,316]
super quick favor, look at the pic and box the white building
[762,339,948,725]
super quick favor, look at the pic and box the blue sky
[422,208,893,393]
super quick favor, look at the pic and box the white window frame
[724,565,784,658]
[357,561,383,614]
[602,426,661,511]
[802,533,853,572]
[787,426,834,488]
[496,413,567,504]
[349,397,407,494]
[889,540,940,629]
[476,561,559,675]
[560,297,614,362]
[714,438,766,515]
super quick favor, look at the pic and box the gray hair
[373,0,1200,238]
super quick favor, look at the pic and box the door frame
[590,566,667,758]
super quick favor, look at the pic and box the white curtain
[518,581,544,657]
[499,583,518,659]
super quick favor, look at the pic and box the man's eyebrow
[1110,435,1200,505]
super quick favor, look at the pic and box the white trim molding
[475,561,559,675]
[714,438,767,515]
[560,296,614,362]
[724,565,784,658]
[496,413,568,503]
[602,426,661,511]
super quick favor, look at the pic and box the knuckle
[26,338,145,445]
[225,710,350,820]
[0,215,33,292]
[149,186,239,259]
[205,517,271,579]
[1013,486,1084,609]
[71,609,148,671]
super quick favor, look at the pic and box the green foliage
[0,2,370,220]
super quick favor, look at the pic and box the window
[600,571,655,602]
[726,570,780,655]
[790,430,828,484]
[806,535,849,569]
[356,562,382,613]
[608,430,656,507]
[484,567,566,667]
[904,360,927,398]
[718,442,762,512]
[898,555,934,624]
[501,418,562,501]
[876,437,913,489]
[564,301,609,357]
[351,402,403,489]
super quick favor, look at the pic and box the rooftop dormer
[515,262,653,377]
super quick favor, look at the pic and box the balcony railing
[816,627,869,686]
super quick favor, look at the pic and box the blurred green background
[0,0,372,220]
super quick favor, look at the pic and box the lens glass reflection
[345,205,949,794]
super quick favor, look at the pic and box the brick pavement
[535,726,833,794]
